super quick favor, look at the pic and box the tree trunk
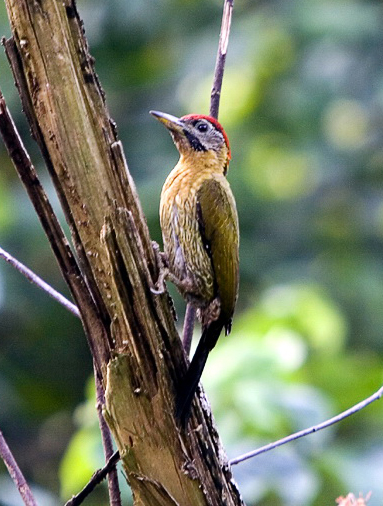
[2,0,245,504]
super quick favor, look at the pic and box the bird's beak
[150,110,185,134]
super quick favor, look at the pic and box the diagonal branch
[64,450,120,506]
[230,383,383,466]
[0,429,37,506]
[0,245,80,317]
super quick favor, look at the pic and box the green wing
[196,177,239,327]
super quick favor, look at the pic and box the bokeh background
[1,0,383,504]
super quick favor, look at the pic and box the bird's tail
[175,317,224,425]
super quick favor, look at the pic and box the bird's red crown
[181,114,231,160]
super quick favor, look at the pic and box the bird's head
[150,110,231,173]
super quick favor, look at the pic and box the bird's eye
[197,122,208,133]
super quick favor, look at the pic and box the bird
[150,110,239,423]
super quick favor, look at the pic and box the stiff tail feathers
[175,317,225,425]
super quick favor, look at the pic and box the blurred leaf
[322,99,369,151]
[245,134,319,200]
[59,426,103,498]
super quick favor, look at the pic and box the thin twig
[230,384,383,466]
[182,304,196,356]
[95,369,122,506]
[64,450,120,506]
[0,430,38,506]
[210,0,234,119]
[0,246,80,318]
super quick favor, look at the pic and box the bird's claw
[151,241,168,295]
[150,274,168,295]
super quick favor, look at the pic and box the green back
[196,177,239,325]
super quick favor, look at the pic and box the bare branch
[0,245,80,318]
[210,0,234,119]
[64,450,120,506]
[0,429,37,506]
[230,384,383,466]
[95,370,121,506]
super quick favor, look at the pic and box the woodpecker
[150,110,239,423]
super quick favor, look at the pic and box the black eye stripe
[183,129,207,151]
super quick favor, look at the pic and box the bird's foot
[151,241,169,294]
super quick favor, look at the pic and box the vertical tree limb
[210,0,234,119]
[95,370,122,506]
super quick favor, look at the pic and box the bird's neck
[177,149,229,177]
[161,150,230,198]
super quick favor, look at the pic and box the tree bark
[2,0,245,504]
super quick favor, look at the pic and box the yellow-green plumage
[151,110,239,422]
[161,150,238,306]
[160,161,216,305]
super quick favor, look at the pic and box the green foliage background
[1,0,383,504]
